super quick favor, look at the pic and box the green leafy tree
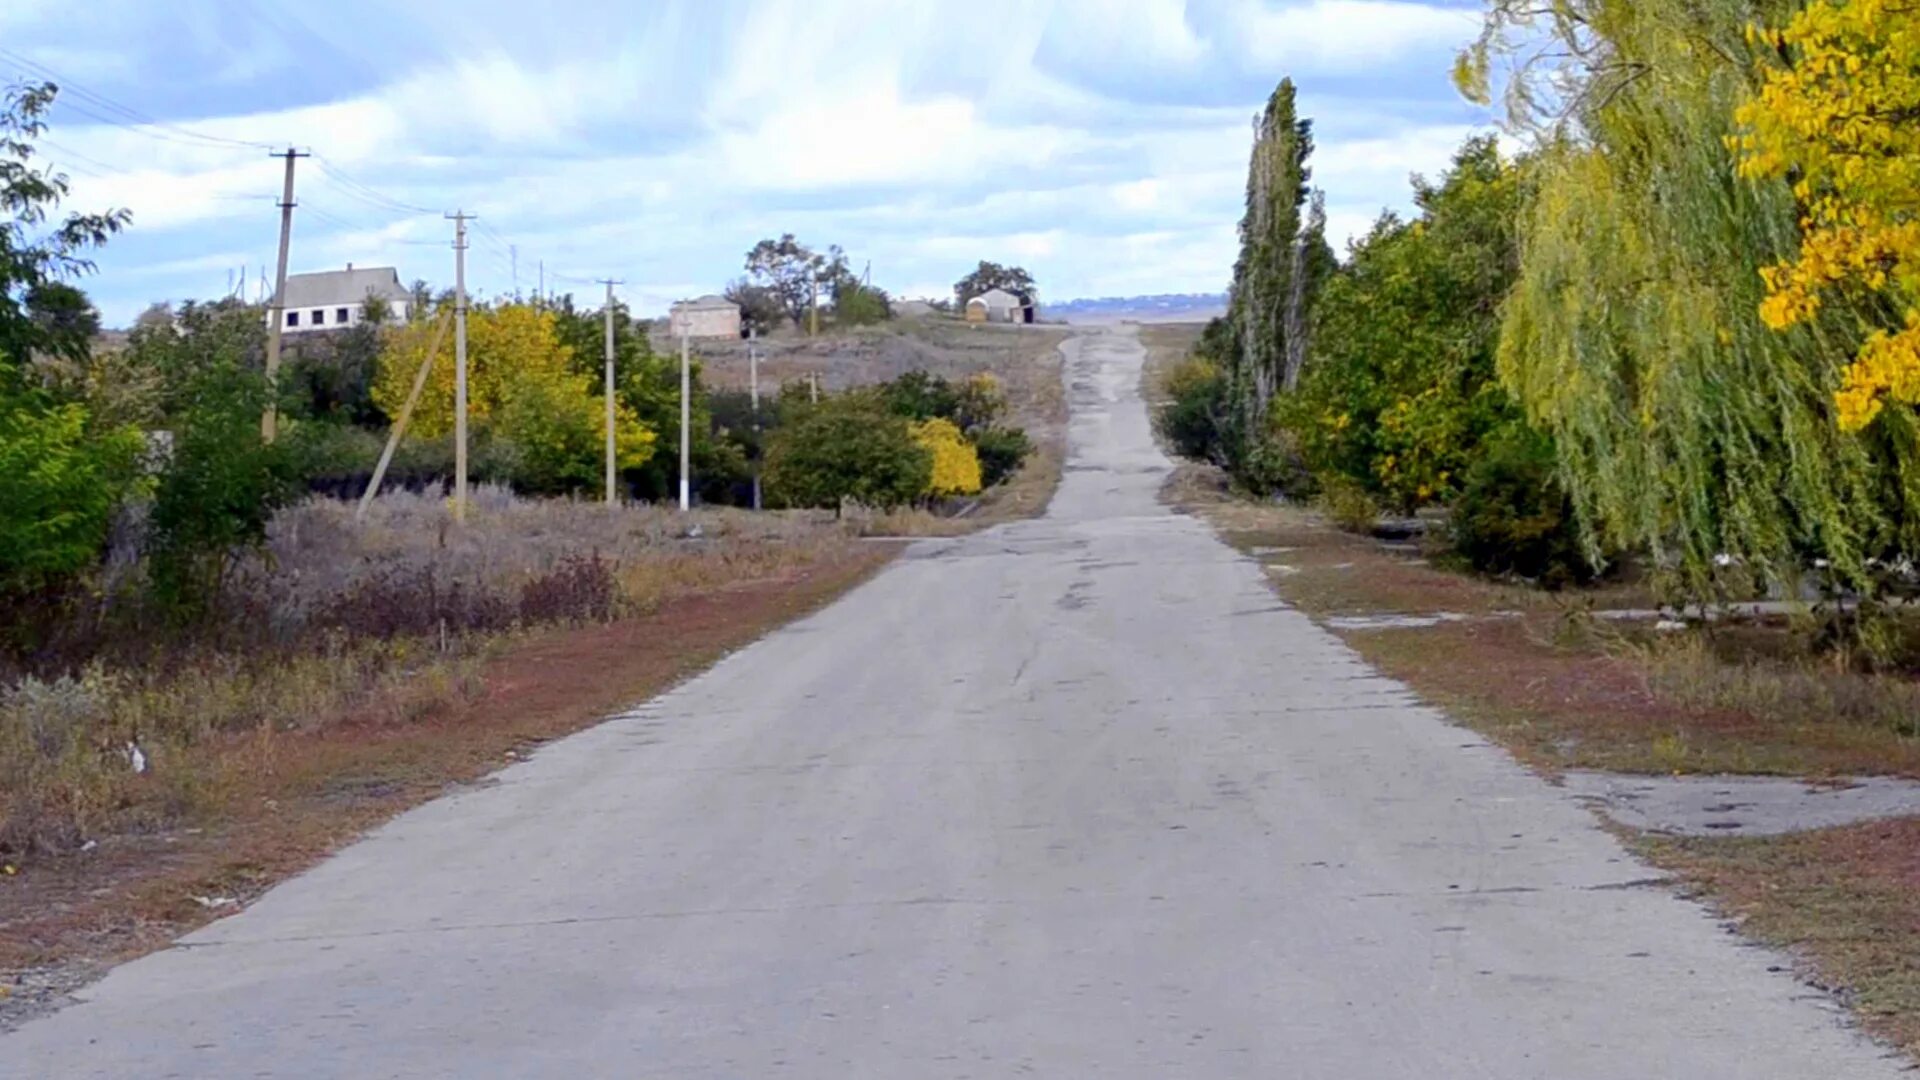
[1461,0,1892,611]
[0,378,145,605]
[146,363,298,615]
[0,82,140,616]
[833,280,891,327]
[724,277,786,336]
[953,261,1037,305]
[0,81,128,385]
[1284,136,1522,511]
[765,392,931,509]
[1223,78,1332,487]
[745,234,827,328]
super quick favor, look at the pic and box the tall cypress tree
[1225,79,1319,485]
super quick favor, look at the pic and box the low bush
[972,426,1032,487]
[1158,355,1228,463]
[1316,474,1379,534]
[1447,423,1595,588]
[765,394,931,509]
[913,417,983,497]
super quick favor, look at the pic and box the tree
[0,81,140,613]
[764,393,931,509]
[1283,136,1522,511]
[0,82,128,386]
[1463,0,1892,611]
[1222,79,1331,488]
[371,302,656,495]
[724,277,785,336]
[1732,0,1920,433]
[745,234,826,328]
[0,379,144,605]
[833,280,891,327]
[124,298,267,421]
[953,261,1036,305]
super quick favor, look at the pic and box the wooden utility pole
[600,279,622,507]
[356,313,453,521]
[448,210,473,522]
[678,329,692,512]
[748,328,761,511]
[261,147,308,442]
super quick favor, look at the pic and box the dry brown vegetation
[0,547,894,1027]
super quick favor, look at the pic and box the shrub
[912,417,983,497]
[0,666,126,855]
[1448,423,1595,588]
[146,365,299,616]
[879,370,958,422]
[0,390,144,604]
[971,426,1032,487]
[1316,474,1379,534]
[765,394,931,509]
[1158,355,1228,463]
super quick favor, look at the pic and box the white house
[669,295,742,339]
[270,265,413,334]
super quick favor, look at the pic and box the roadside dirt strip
[3,327,1907,1077]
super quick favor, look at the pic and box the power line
[0,47,277,151]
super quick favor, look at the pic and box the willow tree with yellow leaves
[372,302,654,496]
[1459,0,1896,617]
[1734,0,1920,438]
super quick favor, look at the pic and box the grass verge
[1635,820,1920,1059]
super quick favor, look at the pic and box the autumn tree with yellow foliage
[372,303,654,495]
[1734,0,1920,432]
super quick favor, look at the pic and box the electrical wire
[0,47,278,151]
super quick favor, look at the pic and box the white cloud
[1226,0,1481,72]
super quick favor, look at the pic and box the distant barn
[964,288,1034,324]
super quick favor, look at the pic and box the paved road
[6,328,1904,1077]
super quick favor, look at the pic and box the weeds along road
[4,327,1905,1078]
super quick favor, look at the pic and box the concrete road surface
[5,328,1904,1077]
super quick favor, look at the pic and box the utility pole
[600,279,622,507]
[810,371,819,404]
[679,329,692,512]
[510,245,519,301]
[448,210,474,523]
[537,260,545,311]
[261,146,308,442]
[749,327,761,511]
[809,269,819,337]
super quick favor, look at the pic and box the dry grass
[0,547,896,1027]
[1,489,867,859]
[1636,819,1920,1058]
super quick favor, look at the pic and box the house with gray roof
[271,264,413,334]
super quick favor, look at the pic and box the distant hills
[1045,293,1227,323]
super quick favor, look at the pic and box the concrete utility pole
[261,146,308,442]
[749,328,762,511]
[448,210,474,523]
[601,279,622,507]
[679,329,692,512]
[809,269,819,337]
[537,260,545,311]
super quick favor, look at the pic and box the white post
[679,330,692,512]
[749,327,761,511]
[603,280,617,507]
[449,210,470,523]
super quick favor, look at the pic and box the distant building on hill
[270,265,412,334]
[965,288,1034,324]
[669,295,743,339]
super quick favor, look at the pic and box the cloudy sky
[3,0,1492,323]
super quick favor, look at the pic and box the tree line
[1165,0,1919,641]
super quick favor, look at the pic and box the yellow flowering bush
[911,417,982,497]
[1733,0,1920,430]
